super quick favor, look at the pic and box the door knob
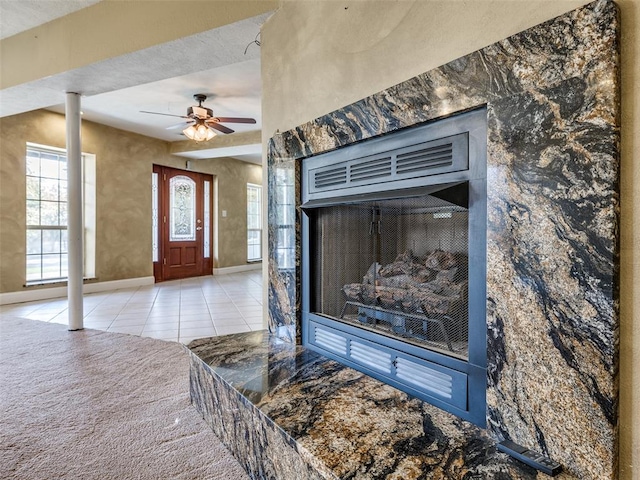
[196,226,203,231]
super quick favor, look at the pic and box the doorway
[153,165,214,282]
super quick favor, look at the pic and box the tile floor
[0,271,265,344]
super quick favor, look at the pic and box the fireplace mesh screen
[311,194,469,359]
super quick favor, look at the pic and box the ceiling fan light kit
[140,93,256,142]
[183,120,216,142]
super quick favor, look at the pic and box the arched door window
[169,175,196,242]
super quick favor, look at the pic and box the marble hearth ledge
[188,331,538,480]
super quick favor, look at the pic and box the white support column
[66,92,84,330]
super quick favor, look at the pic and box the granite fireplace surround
[189,1,620,479]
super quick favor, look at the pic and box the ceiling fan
[140,93,256,142]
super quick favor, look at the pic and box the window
[247,183,262,261]
[275,168,295,269]
[26,144,95,284]
[169,175,196,242]
[203,180,211,258]
[152,172,159,262]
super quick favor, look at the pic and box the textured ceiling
[0,0,266,163]
[0,0,102,39]
[54,59,262,143]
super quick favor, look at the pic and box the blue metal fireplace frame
[301,108,488,427]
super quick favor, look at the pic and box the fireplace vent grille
[314,326,348,355]
[350,341,392,374]
[308,132,468,195]
[349,157,393,182]
[309,321,468,409]
[396,144,453,174]
[314,166,347,189]
[395,357,453,399]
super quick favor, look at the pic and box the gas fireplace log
[376,275,415,288]
[342,283,379,304]
[378,266,436,283]
[379,252,434,279]
[362,262,381,285]
[423,279,468,298]
[342,283,465,316]
[342,250,467,315]
[343,250,468,316]
[342,283,364,303]
[424,250,458,271]
[379,261,417,277]
[376,271,436,287]
[375,285,461,315]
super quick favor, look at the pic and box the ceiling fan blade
[212,117,256,124]
[166,121,193,130]
[140,110,189,119]
[208,122,235,134]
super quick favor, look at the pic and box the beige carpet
[0,316,250,480]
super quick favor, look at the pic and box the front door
[153,165,213,281]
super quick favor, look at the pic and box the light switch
[222,210,227,217]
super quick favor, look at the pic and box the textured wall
[266,1,620,478]
[84,119,169,282]
[261,0,589,139]
[0,110,68,292]
[0,110,261,292]
[617,2,639,477]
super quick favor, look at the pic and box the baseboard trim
[0,276,155,305]
[213,264,261,275]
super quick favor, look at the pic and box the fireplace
[301,108,487,425]
[265,2,619,477]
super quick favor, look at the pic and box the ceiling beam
[170,129,261,161]
[1,1,277,118]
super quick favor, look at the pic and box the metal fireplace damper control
[301,108,488,426]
